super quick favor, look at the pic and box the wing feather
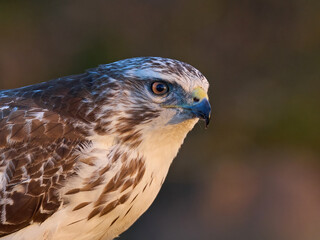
[0,84,92,236]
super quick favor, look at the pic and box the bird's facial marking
[124,79,211,128]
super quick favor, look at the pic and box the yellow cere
[192,87,208,100]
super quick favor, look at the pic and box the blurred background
[0,1,319,239]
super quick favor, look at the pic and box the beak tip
[205,117,210,129]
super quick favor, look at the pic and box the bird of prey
[0,57,211,240]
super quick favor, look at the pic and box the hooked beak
[186,98,211,127]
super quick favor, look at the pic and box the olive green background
[0,1,319,239]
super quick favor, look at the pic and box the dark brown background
[0,1,319,239]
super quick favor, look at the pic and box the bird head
[97,57,211,134]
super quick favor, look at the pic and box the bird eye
[151,82,169,95]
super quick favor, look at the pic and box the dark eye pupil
[156,84,166,92]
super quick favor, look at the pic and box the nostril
[193,97,200,103]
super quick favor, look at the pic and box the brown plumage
[0,57,210,240]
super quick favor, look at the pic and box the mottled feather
[0,57,210,240]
